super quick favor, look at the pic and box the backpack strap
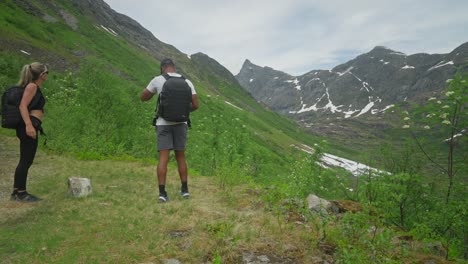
[162,73,170,80]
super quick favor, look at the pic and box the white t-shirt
[146,72,197,126]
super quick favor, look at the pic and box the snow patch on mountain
[344,109,360,118]
[337,66,354,76]
[428,61,454,71]
[290,88,343,114]
[356,96,382,117]
[100,25,118,36]
[293,144,388,176]
[401,65,415,69]
[224,101,243,111]
[321,153,388,176]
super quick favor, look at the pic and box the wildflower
[426,114,433,118]
[442,105,450,109]
[437,101,442,104]
[402,111,409,115]
[445,91,455,97]
[446,79,453,83]
[442,120,451,125]
[439,113,448,119]
[424,126,430,130]
[428,97,436,101]
[404,117,410,121]
[402,125,410,129]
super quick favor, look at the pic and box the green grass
[0,135,320,263]
[1,135,461,263]
[1,1,466,261]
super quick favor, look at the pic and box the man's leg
[175,150,189,197]
[172,123,189,197]
[175,150,188,183]
[156,125,172,201]
[157,149,170,197]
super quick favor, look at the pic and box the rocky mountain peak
[236,42,466,136]
[191,52,239,84]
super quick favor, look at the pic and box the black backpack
[156,74,192,122]
[1,85,39,128]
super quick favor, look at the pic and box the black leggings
[14,117,41,190]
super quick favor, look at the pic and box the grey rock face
[236,43,467,122]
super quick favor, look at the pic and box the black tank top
[29,86,46,112]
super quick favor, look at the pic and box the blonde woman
[11,62,48,202]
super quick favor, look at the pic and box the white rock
[68,177,92,197]
[307,194,331,215]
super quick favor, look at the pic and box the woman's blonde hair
[18,62,48,87]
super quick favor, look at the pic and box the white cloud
[105,0,468,76]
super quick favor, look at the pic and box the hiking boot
[13,192,42,202]
[158,195,170,203]
[180,191,190,199]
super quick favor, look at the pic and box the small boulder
[68,177,92,197]
[307,194,332,215]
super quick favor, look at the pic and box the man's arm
[191,94,199,111]
[140,89,154,102]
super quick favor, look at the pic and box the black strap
[30,115,46,145]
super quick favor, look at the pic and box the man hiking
[140,58,199,203]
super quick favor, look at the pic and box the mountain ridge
[235,42,467,148]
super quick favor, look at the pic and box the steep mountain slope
[0,0,326,177]
[236,43,468,150]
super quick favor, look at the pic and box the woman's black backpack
[1,85,39,128]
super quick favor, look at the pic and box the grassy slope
[1,1,465,262]
[0,0,322,155]
[0,135,321,263]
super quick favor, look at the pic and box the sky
[104,0,468,76]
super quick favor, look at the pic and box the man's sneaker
[158,195,170,203]
[180,191,190,199]
[13,192,42,202]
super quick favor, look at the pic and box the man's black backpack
[1,85,38,129]
[156,73,192,123]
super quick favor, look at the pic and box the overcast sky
[104,0,468,76]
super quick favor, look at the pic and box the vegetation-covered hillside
[0,0,466,262]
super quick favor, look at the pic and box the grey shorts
[156,124,188,151]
